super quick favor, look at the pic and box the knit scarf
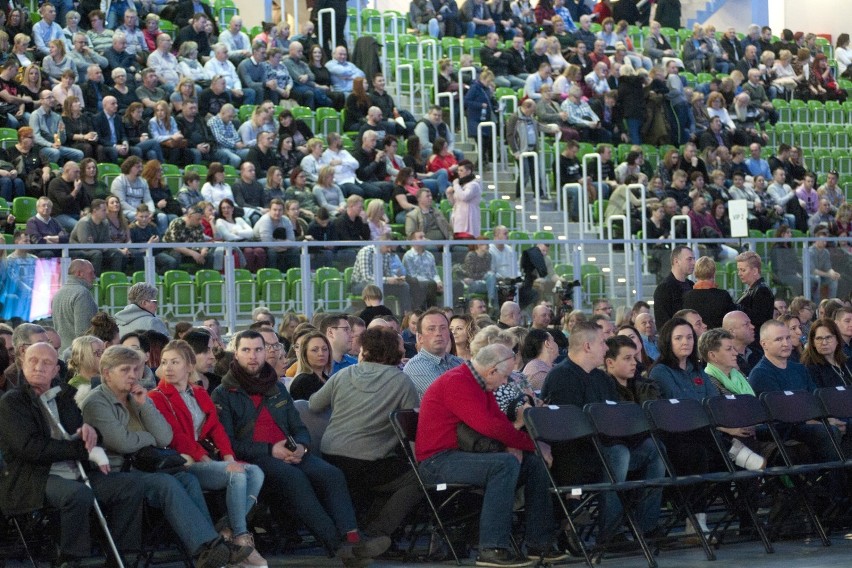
[458,172,476,186]
[704,362,755,396]
[228,359,279,395]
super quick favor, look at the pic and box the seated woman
[141,159,181,230]
[81,345,254,568]
[390,168,420,223]
[66,334,105,404]
[459,242,497,308]
[450,314,479,361]
[308,327,422,541]
[289,330,333,401]
[402,136,448,198]
[801,318,852,388]
[61,95,99,159]
[312,165,346,217]
[365,198,391,240]
[149,100,189,166]
[426,137,459,181]
[521,328,559,391]
[283,167,319,219]
[215,198,266,273]
[148,340,266,567]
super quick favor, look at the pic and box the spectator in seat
[25,196,69,255]
[163,204,216,271]
[204,43,254,106]
[237,41,272,105]
[207,103,246,167]
[351,238,412,314]
[93,95,133,163]
[561,85,611,143]
[219,16,252,63]
[30,90,85,165]
[68,198,126,273]
[253,197,298,272]
[177,100,222,166]
[48,160,91,233]
[232,161,268,224]
[174,12,212,63]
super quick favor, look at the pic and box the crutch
[50,416,126,568]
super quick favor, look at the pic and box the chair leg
[12,517,38,568]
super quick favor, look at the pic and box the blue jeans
[626,118,643,145]
[39,145,84,165]
[599,439,665,540]
[54,213,80,233]
[420,450,555,550]
[133,138,165,161]
[0,176,25,201]
[466,22,496,38]
[291,84,331,109]
[188,460,265,536]
[466,272,497,305]
[216,148,245,168]
[137,470,219,555]
[254,453,357,553]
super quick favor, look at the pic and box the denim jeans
[255,453,357,553]
[420,450,555,550]
[136,470,219,555]
[466,22,496,38]
[54,214,80,234]
[188,460,265,536]
[134,139,165,161]
[39,145,85,165]
[215,148,244,168]
[599,438,665,540]
[626,118,643,145]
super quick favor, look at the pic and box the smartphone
[284,434,298,452]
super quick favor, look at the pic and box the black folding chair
[759,390,843,546]
[585,401,716,562]
[815,385,852,465]
[525,404,660,568]
[389,409,481,565]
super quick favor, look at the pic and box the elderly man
[1,323,49,392]
[104,33,139,86]
[324,46,365,97]
[212,330,390,562]
[489,226,519,279]
[497,301,522,329]
[320,132,361,197]
[402,307,463,397]
[0,342,145,566]
[117,10,148,62]
[93,95,133,163]
[351,129,394,200]
[47,161,89,233]
[204,43,254,105]
[114,282,169,336]
[69,199,125,273]
[207,103,247,166]
[135,68,166,114]
[30,91,85,165]
[51,260,98,352]
[562,85,610,143]
[417,342,562,566]
[82,345,252,568]
[163,204,215,270]
[33,4,64,56]
[722,310,761,375]
[69,32,109,80]
[80,64,107,112]
[283,41,332,109]
[238,41,273,105]
[25,196,69,255]
[219,16,252,63]
[147,33,180,91]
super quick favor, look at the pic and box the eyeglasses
[489,355,516,374]
[814,335,837,343]
[265,343,283,351]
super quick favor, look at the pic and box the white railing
[417,38,438,116]
[606,214,631,302]
[395,62,415,113]
[517,150,541,233]
[317,8,336,53]
[477,121,498,200]
[457,66,476,142]
[581,152,602,236]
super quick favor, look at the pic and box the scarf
[458,172,476,186]
[229,359,279,395]
[704,362,754,396]
[693,280,716,289]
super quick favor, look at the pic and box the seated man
[232,161,268,224]
[176,100,223,165]
[324,46,365,97]
[351,238,411,314]
[68,198,125,273]
[809,227,841,302]
[48,162,92,233]
[402,232,444,310]
[253,198,298,272]
[212,330,391,562]
[146,33,180,92]
[25,196,69,257]
[0,342,144,567]
[30,91,85,165]
[237,41,273,105]
[417,342,564,566]
[402,307,463,398]
[163,204,216,271]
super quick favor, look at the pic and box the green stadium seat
[163,269,195,317]
[195,269,225,317]
[99,271,129,312]
[257,268,288,312]
[12,197,37,220]
[291,107,316,131]
[234,268,256,316]
[316,107,341,137]
[581,264,605,303]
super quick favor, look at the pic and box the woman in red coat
[149,340,267,567]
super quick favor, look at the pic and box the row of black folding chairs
[519,386,852,568]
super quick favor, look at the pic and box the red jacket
[415,363,535,462]
[148,379,235,462]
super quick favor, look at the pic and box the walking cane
[50,415,126,568]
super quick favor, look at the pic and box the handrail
[581,152,601,235]
[628,182,650,274]
[607,214,629,300]
[560,182,582,241]
[317,8,336,54]
[670,214,696,257]
[417,39,438,116]
[395,63,415,114]
[435,91,456,136]
[457,66,476,142]
[517,150,541,233]
[477,121,498,201]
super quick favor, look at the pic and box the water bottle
[480,104,487,122]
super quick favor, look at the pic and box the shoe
[352,535,391,558]
[233,533,267,567]
[225,539,253,564]
[526,544,571,564]
[197,540,231,568]
[684,513,710,535]
[475,548,534,567]
[729,439,766,470]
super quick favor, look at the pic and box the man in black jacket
[176,100,220,165]
[736,251,775,332]
[93,95,133,162]
[244,131,279,180]
[0,343,144,567]
[506,34,533,77]
[652,245,695,328]
[519,242,549,308]
[351,130,393,200]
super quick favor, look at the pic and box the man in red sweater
[416,343,564,567]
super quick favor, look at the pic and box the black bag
[126,446,186,474]
[456,422,505,453]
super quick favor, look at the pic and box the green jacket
[212,367,310,462]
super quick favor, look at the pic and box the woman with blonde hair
[67,334,105,404]
[313,165,346,216]
[289,331,334,400]
[449,314,479,360]
[43,38,76,86]
[365,199,391,240]
[149,100,187,164]
[552,63,580,100]
[546,36,568,74]
[177,42,213,85]
[170,77,198,114]
[10,32,32,67]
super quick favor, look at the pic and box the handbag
[126,446,186,474]
[456,422,505,453]
[161,138,188,149]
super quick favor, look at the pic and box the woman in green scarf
[697,328,767,470]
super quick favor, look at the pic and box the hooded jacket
[114,303,169,337]
[308,362,418,461]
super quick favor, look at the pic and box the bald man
[0,343,144,565]
[51,259,99,352]
[498,301,522,329]
[93,94,133,162]
[722,310,761,375]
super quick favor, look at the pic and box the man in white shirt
[523,61,553,100]
[324,46,365,97]
[32,4,64,56]
[203,43,254,105]
[147,33,180,91]
[320,132,361,197]
[489,225,519,279]
[218,16,252,65]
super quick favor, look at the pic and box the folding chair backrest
[643,398,711,433]
[293,399,330,454]
[815,385,852,419]
[704,394,769,428]
[760,390,825,424]
[585,401,651,439]
[523,405,595,444]
[390,408,420,467]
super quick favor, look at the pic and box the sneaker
[225,540,254,565]
[352,535,391,558]
[526,544,571,564]
[197,540,231,568]
[233,533,267,568]
[475,548,534,567]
